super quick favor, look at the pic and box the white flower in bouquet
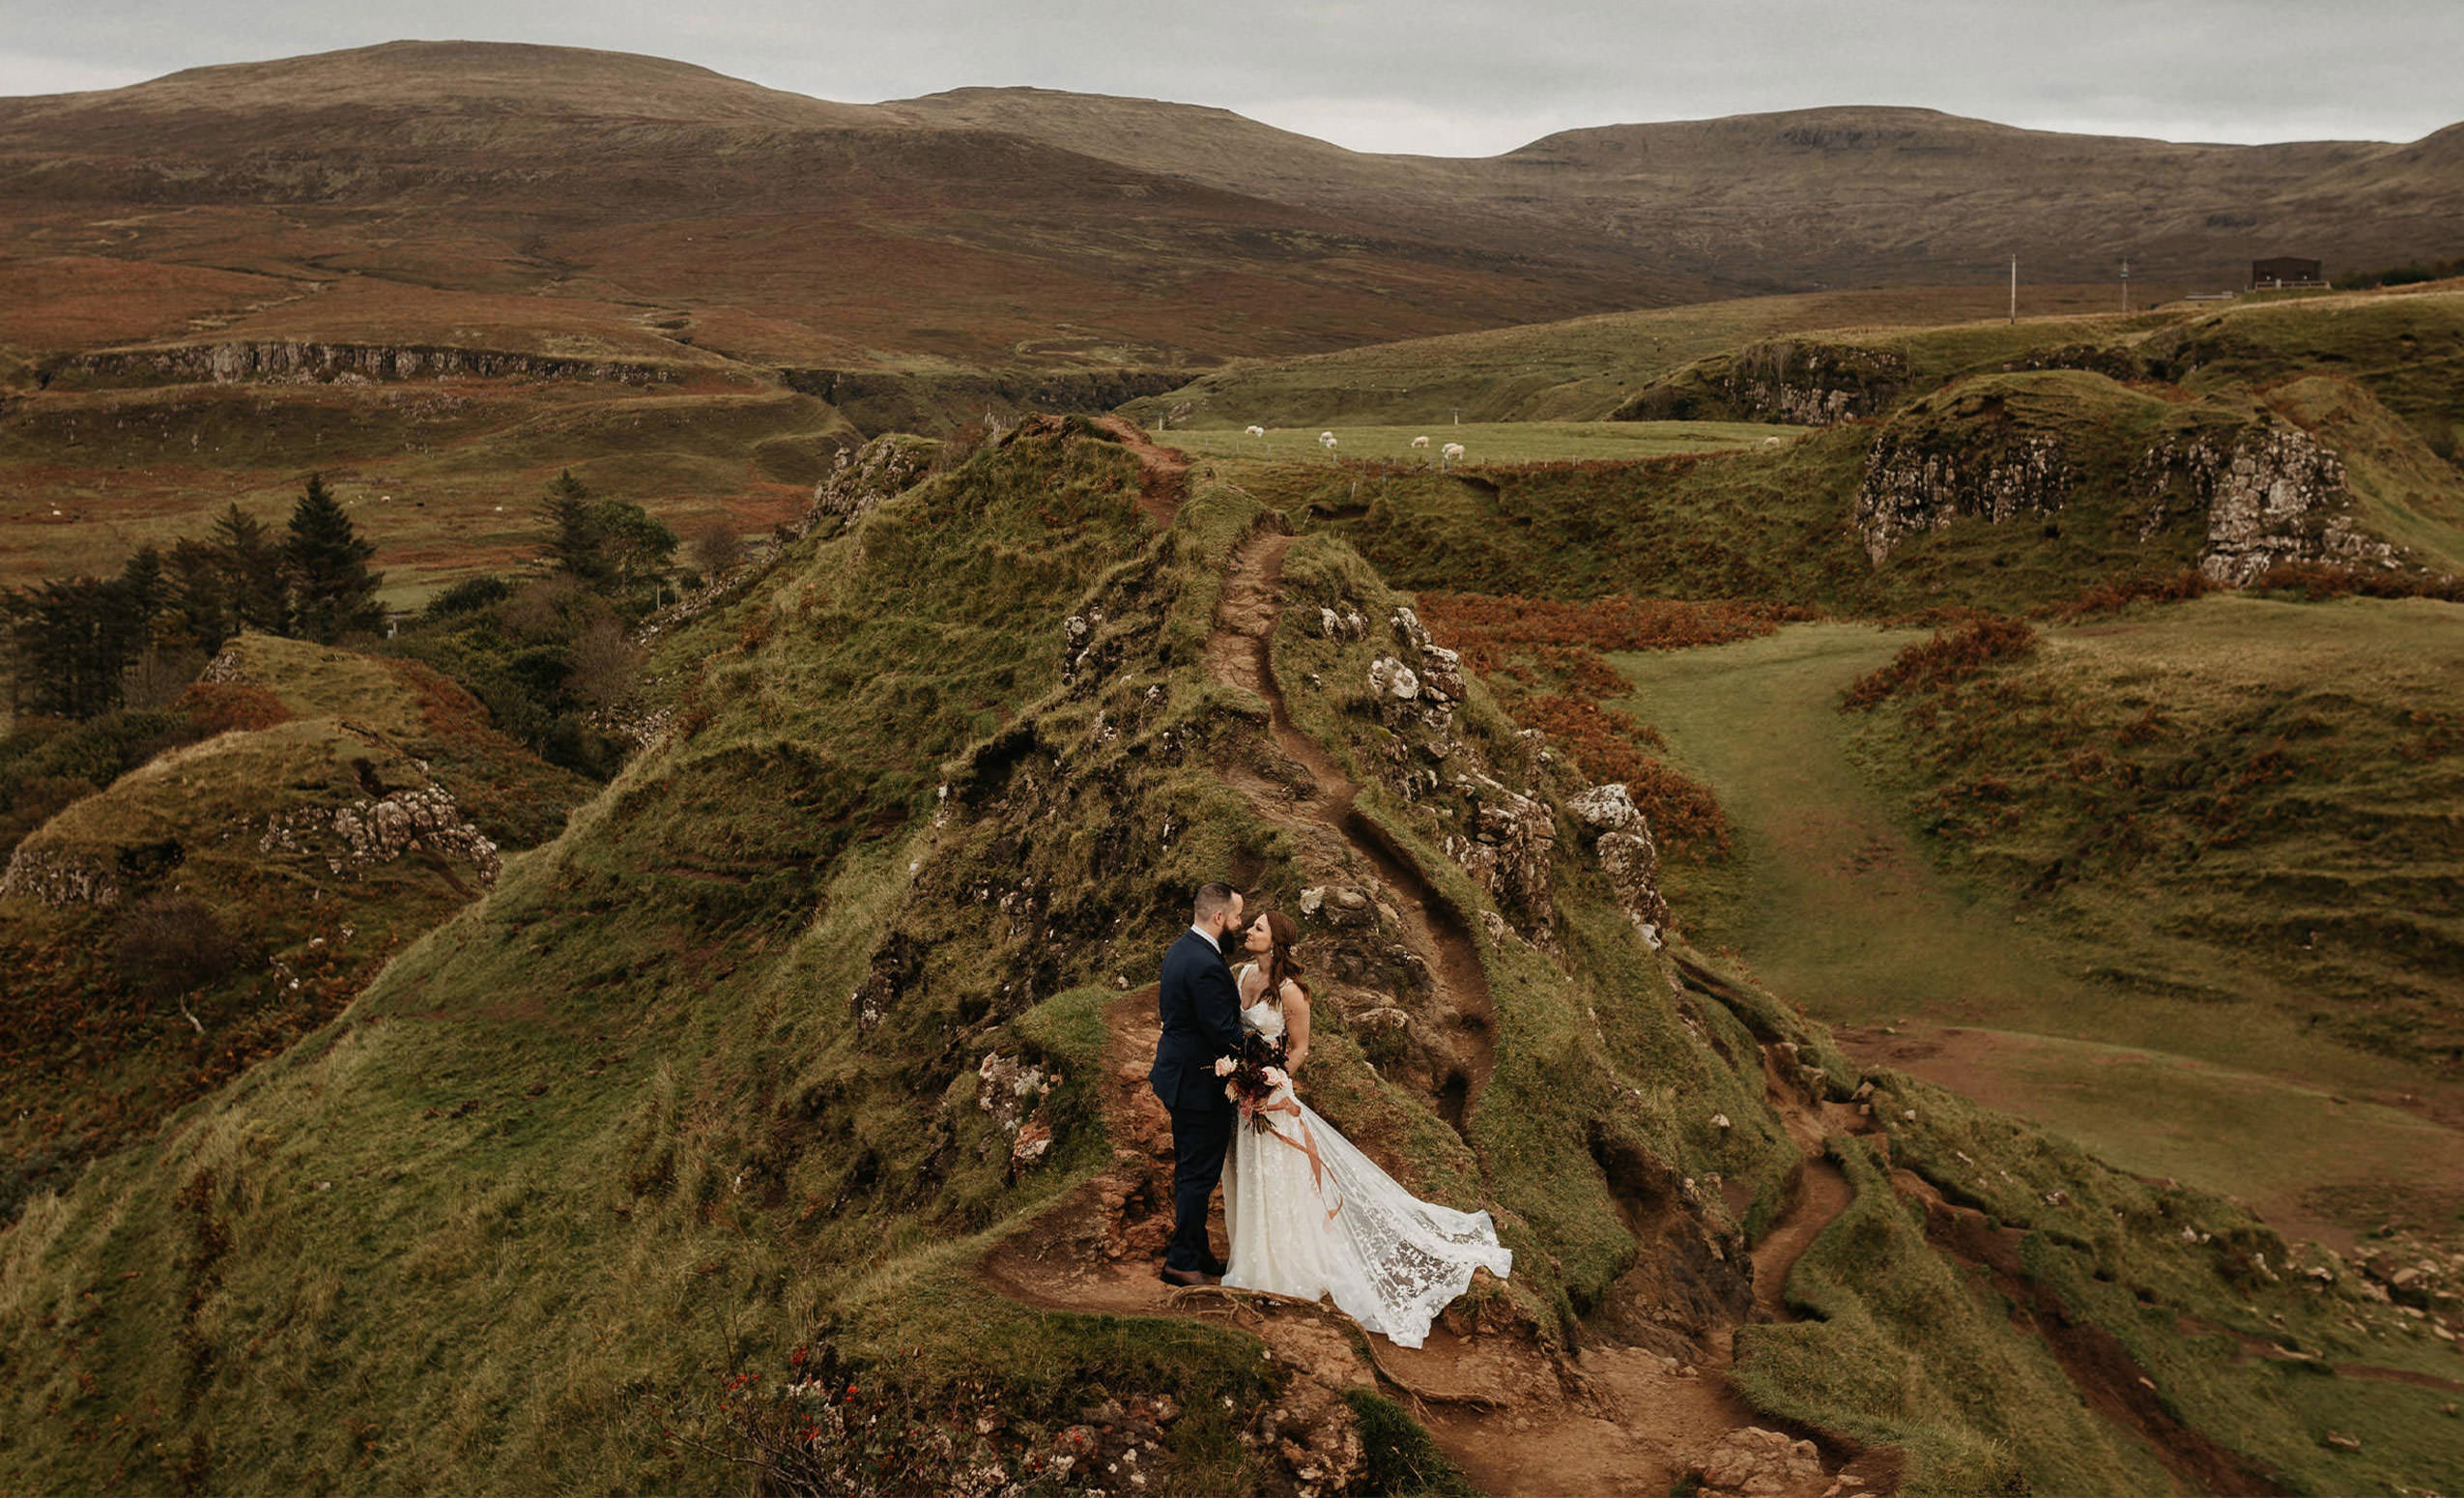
[1213,1055,1239,1077]
[1261,1067,1289,1089]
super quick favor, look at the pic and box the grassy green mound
[0,635,588,1226]
[1120,286,2171,431]
[1267,365,2459,621]
[2154,289,2464,459]
[1843,593,2464,1068]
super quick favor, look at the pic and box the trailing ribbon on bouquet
[1260,1099,1343,1223]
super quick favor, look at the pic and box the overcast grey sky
[1,0,2457,156]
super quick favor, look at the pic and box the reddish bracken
[1843,617,2041,711]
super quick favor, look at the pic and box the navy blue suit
[1151,927,1244,1272]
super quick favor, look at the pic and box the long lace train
[1221,1085,1511,1348]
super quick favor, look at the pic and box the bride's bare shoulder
[1278,978,1309,1010]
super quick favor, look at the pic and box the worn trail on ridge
[981,431,1880,1496]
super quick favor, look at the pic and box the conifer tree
[283,475,385,644]
[117,545,168,636]
[166,537,235,652]
[0,575,138,718]
[210,504,289,635]
[536,470,674,596]
[540,470,610,586]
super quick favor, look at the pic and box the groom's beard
[1217,929,1238,958]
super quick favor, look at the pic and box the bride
[1219,909,1512,1347]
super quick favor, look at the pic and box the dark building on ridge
[2252,256,2324,289]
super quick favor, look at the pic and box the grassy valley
[7,419,2457,1498]
[3,57,2464,1493]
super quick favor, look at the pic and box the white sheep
[1246,424,1266,438]
[1762,435,1784,447]
[1441,442,1466,469]
[1410,435,1430,449]
[1319,432,1339,460]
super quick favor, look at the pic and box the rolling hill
[6,418,2458,1497]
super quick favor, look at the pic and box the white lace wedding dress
[1221,971,1512,1347]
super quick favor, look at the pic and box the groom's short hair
[1192,882,1239,924]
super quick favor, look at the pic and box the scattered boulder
[1564,783,1673,945]
[1687,1426,1826,1497]
[1685,1429,1818,1495]
[1367,656,1420,704]
[1315,607,1369,641]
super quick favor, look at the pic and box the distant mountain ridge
[0,40,2458,368]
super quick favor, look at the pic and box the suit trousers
[1165,1104,1234,1271]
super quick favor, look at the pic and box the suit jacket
[1151,928,1245,1113]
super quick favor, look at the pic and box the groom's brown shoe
[1159,1265,1215,1287]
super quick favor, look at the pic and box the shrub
[689,522,745,578]
[174,681,291,736]
[2245,562,2464,603]
[1843,617,2040,709]
[423,575,513,620]
[2047,568,2214,620]
[110,894,240,1001]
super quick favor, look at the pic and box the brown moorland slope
[3,42,2461,375]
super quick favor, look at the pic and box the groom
[1150,881,1246,1286]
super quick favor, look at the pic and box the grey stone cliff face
[2134,422,2389,582]
[1854,428,2074,564]
[51,341,678,390]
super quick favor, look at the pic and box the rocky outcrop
[1441,779,1558,936]
[1618,340,1906,427]
[1357,607,1562,941]
[1726,340,1908,425]
[1566,783,1672,947]
[258,782,502,885]
[2001,342,2149,383]
[1854,426,2073,563]
[48,341,679,390]
[808,433,926,531]
[2133,422,2392,582]
[974,1051,1059,1173]
[0,847,120,906]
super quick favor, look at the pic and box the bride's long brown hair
[1260,908,1308,1004]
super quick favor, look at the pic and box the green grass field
[1161,418,1797,465]
[1612,609,2464,1251]
[1121,284,2180,430]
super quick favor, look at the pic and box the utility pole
[2120,257,2132,314]
[2009,255,2018,325]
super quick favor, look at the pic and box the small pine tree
[166,537,236,652]
[540,470,611,586]
[210,504,290,635]
[284,475,386,644]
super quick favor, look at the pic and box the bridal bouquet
[1214,1032,1291,1134]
